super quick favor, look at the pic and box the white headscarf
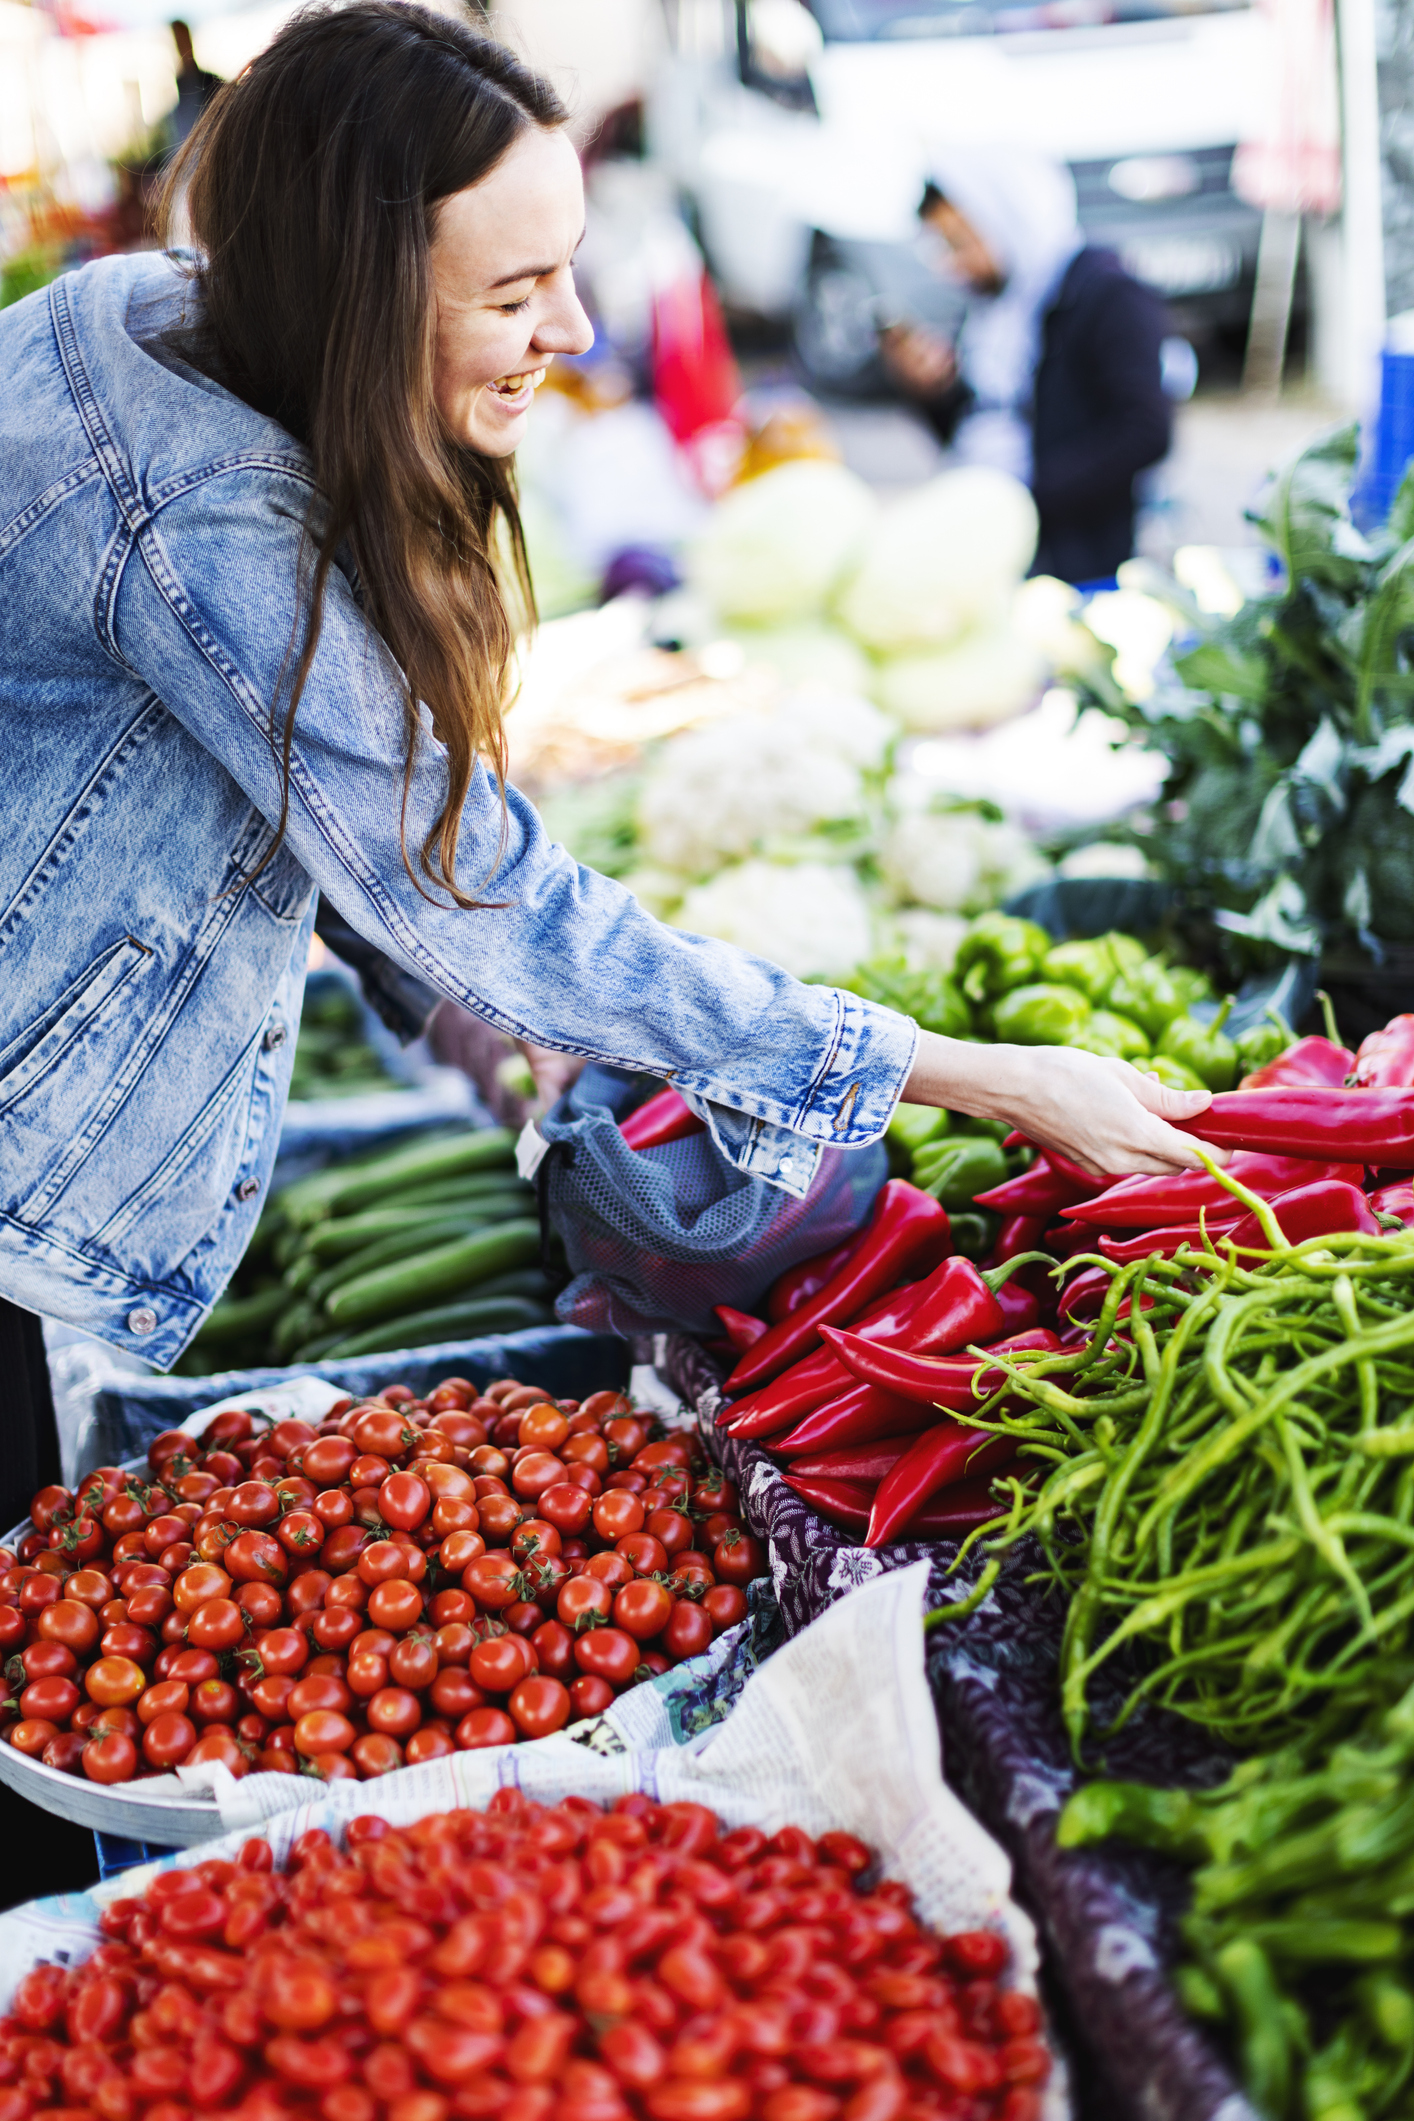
[923,146,1083,483]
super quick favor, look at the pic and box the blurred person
[169,20,223,147]
[885,148,1171,583]
[0,1,1218,1445]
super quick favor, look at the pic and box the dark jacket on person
[1030,246,1171,584]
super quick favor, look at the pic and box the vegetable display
[288,982,402,1102]
[0,1792,1053,2121]
[180,1130,555,1375]
[1059,1685,1414,2121]
[0,1375,768,1786]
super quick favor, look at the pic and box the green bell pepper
[1069,1010,1150,1062]
[953,915,1053,1006]
[1169,964,1217,1011]
[912,1135,1009,1209]
[992,982,1092,1046]
[1235,1019,1293,1079]
[888,1102,949,1155]
[1158,997,1238,1092]
[1041,930,1145,1004]
[946,1211,1000,1262]
[1105,958,1184,1042]
[1143,1052,1207,1093]
[852,960,972,1040]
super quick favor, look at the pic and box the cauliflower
[674,860,873,982]
[881,810,1050,914]
[689,460,878,626]
[726,622,874,696]
[872,629,1046,732]
[635,693,888,877]
[882,908,969,972]
[837,467,1038,655]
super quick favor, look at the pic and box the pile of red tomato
[0,1376,768,1786]
[0,1789,1051,2121]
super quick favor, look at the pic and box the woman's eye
[500,296,531,315]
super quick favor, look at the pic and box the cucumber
[322,1128,516,1220]
[274,1126,474,1228]
[372,1173,535,1213]
[273,1298,322,1361]
[186,1284,287,1347]
[305,1214,509,1307]
[319,1295,553,1360]
[457,1267,554,1304]
[287,1330,351,1365]
[284,1252,322,1295]
[325,1218,542,1328]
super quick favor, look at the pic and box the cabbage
[725,621,874,695]
[837,467,1038,654]
[872,629,1046,732]
[688,460,878,625]
[674,859,873,982]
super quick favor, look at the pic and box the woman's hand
[903,1035,1229,1180]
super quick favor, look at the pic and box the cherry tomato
[357,1541,411,1587]
[388,1637,438,1692]
[646,1509,693,1559]
[277,1512,326,1559]
[311,1607,361,1652]
[454,1707,517,1750]
[20,1676,79,1724]
[556,1577,612,1630]
[64,1568,114,1611]
[663,1602,715,1661]
[255,1628,308,1677]
[703,1585,749,1633]
[602,1416,650,1460]
[613,1581,673,1642]
[18,1575,62,1617]
[83,1730,138,1783]
[470,1635,534,1694]
[518,1405,570,1452]
[0,1609,25,1654]
[562,1433,610,1475]
[313,1489,355,1531]
[510,1519,562,1564]
[167,1647,221,1684]
[573,1628,639,1687]
[378,1474,431,1531]
[616,1533,669,1578]
[353,1408,417,1460]
[186,1727,250,1776]
[567,1675,615,1722]
[21,1641,78,1681]
[41,1730,88,1775]
[303,1437,358,1487]
[508,1675,570,1739]
[428,1668,484,1720]
[430,1497,479,1538]
[143,1711,196,1769]
[367,1688,421,1738]
[463,1554,522,1610]
[288,1675,353,1718]
[325,1573,368,1611]
[538,1483,593,1538]
[187,1597,246,1651]
[593,1490,646,1542]
[405,1726,455,1764]
[237,1581,284,1628]
[294,1709,356,1755]
[351,1733,404,1777]
[368,1579,422,1632]
[582,1552,633,1590]
[713,1531,767,1586]
[29,1485,74,1534]
[225,1531,288,1585]
[173,1563,233,1614]
[475,1495,524,1545]
[137,1680,191,1725]
[85,1657,146,1707]
[287,1569,332,1619]
[347,1650,390,1699]
[7,1718,58,1757]
[248,1674,296,1722]
[530,1620,575,1681]
[511,1452,567,1504]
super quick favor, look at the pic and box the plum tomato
[568,1675,615,1722]
[137,1681,191,1726]
[228,1483,281,1528]
[462,1554,522,1611]
[663,1603,714,1662]
[366,1688,421,1739]
[712,1531,767,1587]
[573,1628,639,1687]
[592,1491,644,1543]
[613,1581,673,1642]
[703,1585,749,1634]
[454,1707,517,1750]
[82,1730,138,1783]
[142,1711,197,1769]
[85,1657,147,1707]
[378,1473,431,1531]
[508,1676,570,1739]
[368,1579,423,1632]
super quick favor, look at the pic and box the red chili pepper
[783,1472,1011,1539]
[1179,1087,1414,1164]
[1097,1179,1380,1265]
[972,1154,1100,1218]
[772,1382,960,1456]
[1369,1181,1414,1228]
[1351,1015,1414,1089]
[1063,1154,1365,1229]
[991,1214,1049,1265]
[713,1306,769,1354]
[820,1324,1061,1408]
[1058,1268,1158,1327]
[1239,1036,1355,1090]
[866,1426,1019,1547]
[784,1436,922,1484]
[766,1240,859,1324]
[1097,1220,1232,1266]
[725,1182,952,1392]
[620,1087,707,1150]
[993,1278,1042,1334]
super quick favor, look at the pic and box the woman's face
[429,124,593,456]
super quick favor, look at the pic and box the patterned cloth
[660,1335,1255,2121]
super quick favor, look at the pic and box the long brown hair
[160,3,567,905]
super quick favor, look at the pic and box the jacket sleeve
[110,460,918,1191]
[1030,273,1171,520]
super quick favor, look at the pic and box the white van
[649,0,1272,387]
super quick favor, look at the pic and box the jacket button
[127,1306,158,1337]
[264,1021,288,1052]
[237,1177,261,1202]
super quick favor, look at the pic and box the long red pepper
[766,1240,858,1324]
[1097,1179,1380,1266]
[784,1435,921,1484]
[723,1253,1003,1437]
[972,1154,1100,1218]
[992,1214,1049,1265]
[1240,1036,1354,1090]
[1370,1181,1414,1227]
[619,1087,706,1149]
[866,1425,1020,1546]
[772,1383,961,1455]
[1063,1154,1364,1229]
[993,1278,1041,1334]
[784,1471,1012,1539]
[725,1181,951,1392]
[1179,1087,1414,1163]
[1351,1015,1414,1089]
[820,1324,1061,1407]
[713,1306,768,1353]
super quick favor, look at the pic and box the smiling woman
[0,0,1216,1382]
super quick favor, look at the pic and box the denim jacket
[0,253,917,1369]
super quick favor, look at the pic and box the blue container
[1356,349,1414,527]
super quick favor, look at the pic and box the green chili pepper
[1158,996,1238,1091]
[1104,957,1185,1041]
[1069,1010,1150,1062]
[1354,1970,1414,2050]
[1057,1779,1205,1855]
[953,914,1053,1006]
[887,1102,950,1155]
[1216,1938,1293,2118]
[912,1136,1010,1209]
[992,982,1093,1046]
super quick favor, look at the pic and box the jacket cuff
[799,988,920,1145]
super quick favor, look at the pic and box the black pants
[0,1299,61,1532]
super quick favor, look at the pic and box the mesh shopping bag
[534,1067,887,1339]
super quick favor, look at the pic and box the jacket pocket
[0,934,152,1117]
